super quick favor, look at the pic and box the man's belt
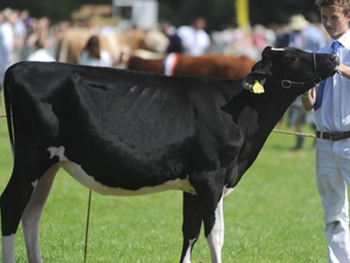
[316,131,350,141]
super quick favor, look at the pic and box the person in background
[275,14,310,49]
[177,17,211,56]
[211,19,245,54]
[276,14,326,150]
[161,21,184,54]
[302,11,327,52]
[302,0,350,262]
[27,39,55,62]
[78,35,113,67]
[14,9,27,60]
[300,11,328,148]
[277,14,311,150]
[0,8,16,87]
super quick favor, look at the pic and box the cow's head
[243,46,339,92]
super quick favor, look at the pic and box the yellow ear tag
[251,80,265,94]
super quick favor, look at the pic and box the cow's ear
[243,59,272,91]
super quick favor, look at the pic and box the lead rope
[84,190,92,263]
[272,129,316,138]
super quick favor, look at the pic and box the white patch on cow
[182,238,196,263]
[47,146,68,161]
[164,53,180,76]
[47,146,197,196]
[271,48,285,52]
[2,234,16,263]
[223,187,235,197]
[63,161,197,196]
[207,195,224,263]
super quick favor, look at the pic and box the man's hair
[315,0,350,14]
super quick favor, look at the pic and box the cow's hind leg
[21,164,60,263]
[1,153,57,263]
[1,168,37,263]
[180,193,202,263]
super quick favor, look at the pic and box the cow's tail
[3,68,15,153]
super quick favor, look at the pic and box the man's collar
[331,29,350,49]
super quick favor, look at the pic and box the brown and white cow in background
[55,27,169,66]
[127,53,256,80]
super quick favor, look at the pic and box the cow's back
[5,61,191,139]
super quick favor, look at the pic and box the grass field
[0,101,328,263]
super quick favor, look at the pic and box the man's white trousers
[316,139,350,263]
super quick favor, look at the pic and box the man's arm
[338,63,350,80]
[301,87,317,111]
[301,63,350,111]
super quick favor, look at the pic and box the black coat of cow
[1,47,338,263]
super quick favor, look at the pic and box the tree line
[0,0,320,31]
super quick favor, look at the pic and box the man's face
[194,19,206,30]
[321,6,350,39]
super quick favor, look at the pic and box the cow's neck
[225,83,302,185]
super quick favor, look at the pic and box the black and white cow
[1,47,338,263]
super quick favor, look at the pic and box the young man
[177,17,211,56]
[302,1,350,262]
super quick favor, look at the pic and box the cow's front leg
[180,193,202,263]
[205,194,224,263]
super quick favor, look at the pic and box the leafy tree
[250,0,319,25]
[1,0,320,30]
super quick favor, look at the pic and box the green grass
[0,101,327,263]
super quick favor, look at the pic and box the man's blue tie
[314,41,340,110]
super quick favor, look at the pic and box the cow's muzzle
[270,52,339,89]
[333,55,341,75]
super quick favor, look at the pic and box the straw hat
[289,14,309,31]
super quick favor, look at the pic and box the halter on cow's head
[243,46,339,92]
